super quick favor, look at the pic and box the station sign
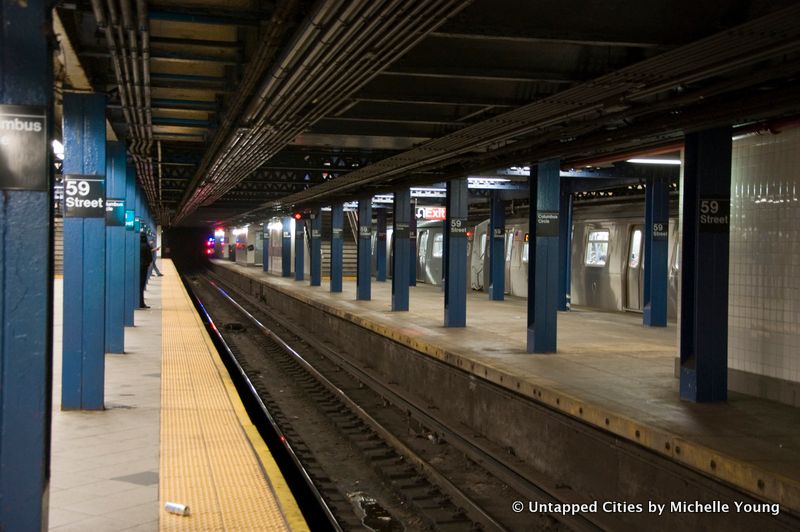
[64,174,105,218]
[359,225,372,238]
[332,227,343,239]
[311,228,321,238]
[0,105,47,191]
[134,217,141,233]
[416,206,446,220]
[282,230,291,239]
[698,198,730,233]
[106,198,125,226]
[536,211,559,237]
[449,217,468,237]
[394,222,409,239]
[124,209,135,231]
[652,221,668,240]
[493,227,504,239]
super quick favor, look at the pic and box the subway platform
[49,260,306,531]
[212,259,800,515]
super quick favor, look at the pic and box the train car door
[625,226,644,310]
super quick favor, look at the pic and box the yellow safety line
[197,308,309,532]
[160,260,308,531]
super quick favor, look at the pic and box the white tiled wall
[729,127,800,384]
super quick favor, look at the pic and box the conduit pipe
[176,0,472,222]
[91,0,158,215]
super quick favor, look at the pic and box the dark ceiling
[55,0,800,227]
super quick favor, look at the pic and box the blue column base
[680,367,727,402]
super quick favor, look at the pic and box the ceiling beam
[428,30,662,49]
[382,65,580,84]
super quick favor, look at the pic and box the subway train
[380,196,680,318]
[256,195,680,318]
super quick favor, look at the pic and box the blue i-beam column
[310,209,322,286]
[643,176,669,326]
[376,208,387,282]
[294,218,305,281]
[281,216,292,277]
[0,1,52,527]
[123,165,136,324]
[357,198,372,300]
[527,159,560,353]
[489,191,505,300]
[330,204,344,292]
[392,189,411,311]
[444,178,469,327]
[409,206,417,286]
[105,142,126,352]
[262,223,270,272]
[680,127,732,402]
[62,92,107,409]
[558,182,573,311]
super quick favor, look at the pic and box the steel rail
[188,284,344,532]
[207,277,509,532]
[207,272,607,532]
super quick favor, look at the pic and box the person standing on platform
[148,237,163,280]
[139,232,153,309]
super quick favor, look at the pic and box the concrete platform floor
[217,261,800,512]
[49,277,162,531]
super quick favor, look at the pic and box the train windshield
[432,233,444,258]
[586,230,609,266]
[629,230,642,269]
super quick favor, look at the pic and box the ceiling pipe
[91,0,158,217]
[175,0,473,222]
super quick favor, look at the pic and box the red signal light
[293,212,303,220]
[466,230,473,239]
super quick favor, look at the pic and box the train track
[185,270,604,531]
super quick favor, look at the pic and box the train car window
[432,233,444,258]
[419,230,429,265]
[505,233,514,261]
[522,242,529,263]
[629,229,642,269]
[480,234,487,258]
[673,241,680,271]
[585,230,609,266]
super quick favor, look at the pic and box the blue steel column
[409,206,417,286]
[444,178,469,327]
[281,216,292,277]
[643,176,669,326]
[357,198,373,300]
[62,92,106,409]
[105,142,126,352]
[392,189,411,311]
[558,182,573,311]
[489,191,505,300]
[123,165,136,324]
[330,204,344,292]
[376,209,387,281]
[680,127,732,402]
[310,209,322,286]
[262,223,270,272]
[294,217,305,281]
[527,159,560,353]
[0,1,52,527]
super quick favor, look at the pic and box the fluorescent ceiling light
[627,158,681,165]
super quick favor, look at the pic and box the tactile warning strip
[159,260,307,531]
